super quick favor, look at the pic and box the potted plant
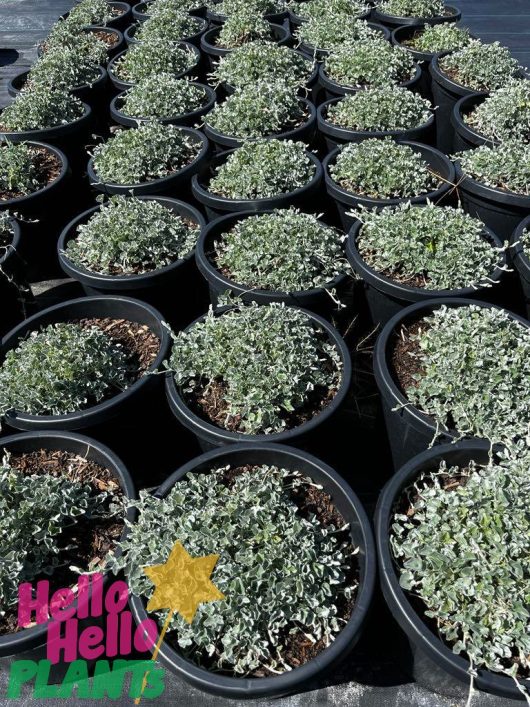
[204,81,316,150]
[319,38,420,100]
[132,0,207,23]
[323,137,455,230]
[0,212,26,338]
[113,442,375,698]
[288,0,370,32]
[201,12,290,70]
[294,16,388,61]
[430,40,524,154]
[195,208,349,315]
[64,0,132,30]
[373,299,530,469]
[391,22,472,99]
[206,0,288,25]
[452,79,530,152]
[191,138,322,220]
[107,40,200,91]
[510,214,530,319]
[125,6,208,47]
[58,195,207,326]
[454,142,530,239]
[211,40,316,94]
[317,86,434,151]
[165,302,351,450]
[347,202,507,324]
[375,440,530,701]
[87,122,209,196]
[38,20,124,60]
[110,74,216,127]
[372,0,460,29]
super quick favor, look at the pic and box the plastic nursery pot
[454,160,530,241]
[129,441,376,699]
[200,23,290,71]
[510,215,530,319]
[372,296,530,471]
[318,62,421,102]
[106,42,201,92]
[451,92,499,152]
[0,217,27,338]
[195,210,350,318]
[0,430,134,682]
[289,4,370,30]
[7,66,108,109]
[347,215,506,326]
[317,96,435,152]
[58,198,208,328]
[87,126,209,197]
[323,141,456,232]
[297,22,390,63]
[375,439,530,701]
[37,26,125,59]
[104,1,132,30]
[165,304,352,452]
[191,148,323,221]
[204,98,316,152]
[372,3,460,29]
[123,16,208,48]
[110,82,217,127]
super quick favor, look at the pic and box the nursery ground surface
[1,1,530,706]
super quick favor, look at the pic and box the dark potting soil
[167,464,358,676]
[92,29,119,46]
[75,317,160,376]
[0,449,124,637]
[359,246,430,289]
[0,147,61,201]
[391,319,426,394]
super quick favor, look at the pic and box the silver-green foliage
[356,203,502,289]
[212,40,312,89]
[42,26,109,63]
[0,323,135,417]
[439,40,521,92]
[378,0,445,17]
[210,0,284,17]
[215,208,346,290]
[113,41,197,83]
[136,8,203,42]
[65,0,117,27]
[330,137,439,198]
[216,11,271,48]
[206,81,306,138]
[92,123,202,185]
[403,304,530,446]
[27,42,106,91]
[112,463,356,674]
[0,212,14,245]
[119,74,208,119]
[170,303,342,434]
[146,0,203,16]
[0,143,41,196]
[292,0,369,20]
[326,86,432,131]
[0,86,84,131]
[455,142,530,195]
[296,16,380,52]
[407,22,472,53]
[0,461,114,612]
[522,228,530,258]
[465,80,530,144]
[391,451,530,680]
[324,39,415,88]
[208,139,315,199]
[65,195,200,275]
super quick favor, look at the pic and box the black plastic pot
[510,215,530,319]
[451,92,499,152]
[165,304,351,451]
[0,216,27,338]
[87,126,209,197]
[0,430,134,681]
[375,439,530,701]
[373,297,530,470]
[347,215,506,325]
[323,141,455,231]
[318,62,421,102]
[123,16,208,47]
[372,3,460,29]
[110,82,216,127]
[200,23,290,71]
[317,96,435,151]
[37,26,125,59]
[204,97,316,151]
[191,147,323,221]
[454,161,530,241]
[104,0,132,29]
[130,441,375,698]
[195,209,350,317]
[7,66,108,111]
[107,42,201,91]
[296,21,390,62]
[58,197,208,328]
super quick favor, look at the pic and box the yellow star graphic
[143,541,225,624]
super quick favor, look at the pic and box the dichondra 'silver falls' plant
[405,22,472,53]
[113,41,197,83]
[111,463,357,674]
[208,139,315,199]
[210,0,285,17]
[0,143,44,198]
[296,16,381,52]
[214,208,347,291]
[118,74,209,120]
[464,80,530,144]
[439,40,522,92]
[0,86,84,132]
[65,0,119,27]
[169,303,342,434]
[65,195,200,275]
[455,142,530,196]
[377,0,445,17]
[291,0,369,20]
[26,42,106,91]
[216,11,271,48]
[135,8,203,42]
[355,203,503,290]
